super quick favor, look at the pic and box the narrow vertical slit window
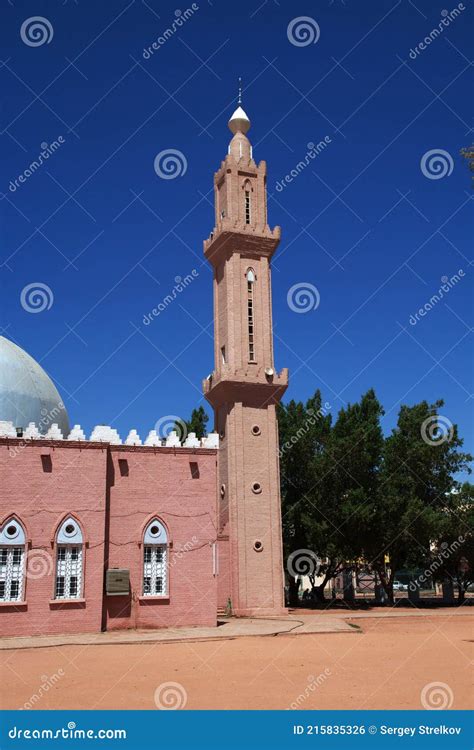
[245,191,251,225]
[247,269,255,362]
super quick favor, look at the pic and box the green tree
[365,401,472,603]
[307,389,385,601]
[430,482,474,603]
[175,406,209,439]
[278,390,331,605]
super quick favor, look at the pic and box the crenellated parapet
[0,421,219,449]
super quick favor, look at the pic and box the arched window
[0,518,26,602]
[54,517,83,600]
[143,519,168,597]
[246,268,256,362]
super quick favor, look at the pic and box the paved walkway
[1,607,470,651]
[0,614,353,651]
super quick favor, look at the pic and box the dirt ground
[1,614,472,710]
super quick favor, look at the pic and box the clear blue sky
[1,0,472,464]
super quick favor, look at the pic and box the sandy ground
[1,614,472,710]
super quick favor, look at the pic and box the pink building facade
[0,99,287,638]
[0,437,218,637]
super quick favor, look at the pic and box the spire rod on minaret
[238,77,242,105]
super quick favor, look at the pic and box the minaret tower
[203,88,288,616]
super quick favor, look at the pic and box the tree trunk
[312,582,327,603]
[288,576,300,607]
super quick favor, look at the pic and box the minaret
[203,89,288,616]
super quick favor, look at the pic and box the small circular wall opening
[251,482,262,494]
[253,540,263,552]
[251,425,261,436]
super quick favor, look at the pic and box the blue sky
[1,0,472,463]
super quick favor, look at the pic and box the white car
[393,581,408,591]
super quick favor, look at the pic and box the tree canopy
[278,389,472,604]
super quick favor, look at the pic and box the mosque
[0,100,288,637]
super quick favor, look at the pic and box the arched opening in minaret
[246,268,256,362]
[245,191,251,224]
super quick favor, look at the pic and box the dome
[0,336,69,436]
[228,105,251,135]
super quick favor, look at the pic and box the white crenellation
[0,420,219,449]
[183,432,200,448]
[201,432,219,449]
[125,429,142,446]
[144,430,162,447]
[90,425,122,444]
[68,425,86,441]
[23,422,41,439]
[165,430,182,447]
[0,420,17,438]
[45,423,64,440]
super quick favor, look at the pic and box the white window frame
[54,517,84,600]
[0,518,26,603]
[143,519,169,597]
[0,546,25,602]
[54,544,83,600]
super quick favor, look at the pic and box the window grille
[55,545,82,599]
[143,544,167,596]
[0,546,24,602]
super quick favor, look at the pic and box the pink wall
[0,439,218,637]
[105,446,218,630]
[0,440,107,637]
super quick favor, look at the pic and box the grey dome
[0,336,69,436]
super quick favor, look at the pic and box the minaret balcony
[204,222,281,266]
[202,366,288,408]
